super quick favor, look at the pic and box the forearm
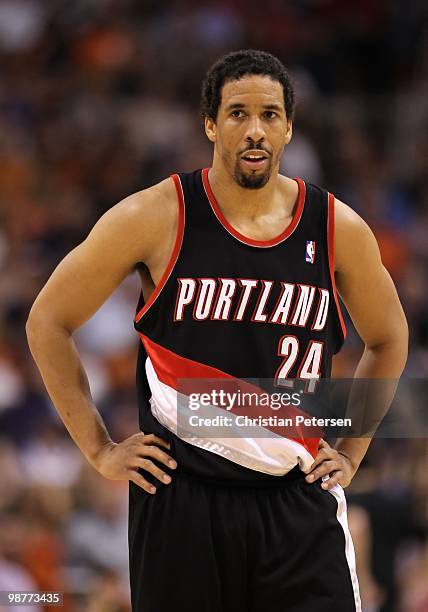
[334,336,408,470]
[26,316,113,468]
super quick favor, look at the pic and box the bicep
[334,200,408,348]
[27,195,150,333]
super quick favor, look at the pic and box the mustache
[239,146,271,155]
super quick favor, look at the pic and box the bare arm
[305,198,409,489]
[26,178,178,493]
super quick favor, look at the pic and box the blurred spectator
[20,421,83,488]
[0,509,43,612]
[65,467,129,585]
[86,568,131,612]
[0,1,427,610]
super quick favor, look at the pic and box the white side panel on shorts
[327,482,362,612]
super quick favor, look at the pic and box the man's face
[205,74,292,189]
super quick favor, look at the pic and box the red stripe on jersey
[138,332,321,458]
[327,193,347,340]
[138,332,235,388]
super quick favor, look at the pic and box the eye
[231,110,244,118]
[264,111,277,119]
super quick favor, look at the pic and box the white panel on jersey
[145,356,314,476]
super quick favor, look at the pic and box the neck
[208,157,282,217]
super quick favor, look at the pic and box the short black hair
[200,49,295,123]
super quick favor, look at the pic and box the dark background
[0,1,427,610]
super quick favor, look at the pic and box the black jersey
[133,167,346,483]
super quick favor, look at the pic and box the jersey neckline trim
[201,167,306,248]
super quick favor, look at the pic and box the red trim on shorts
[201,167,306,248]
[327,192,347,340]
[134,175,185,324]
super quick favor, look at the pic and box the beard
[232,156,273,189]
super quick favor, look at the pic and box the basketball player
[26,50,408,611]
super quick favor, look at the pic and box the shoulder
[110,175,178,228]
[332,196,382,274]
[92,175,179,262]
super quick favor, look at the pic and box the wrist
[337,449,359,473]
[88,439,117,470]
[334,437,371,473]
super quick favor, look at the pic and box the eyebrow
[224,102,283,113]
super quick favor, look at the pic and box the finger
[142,433,171,450]
[134,457,172,484]
[321,470,343,490]
[303,448,331,473]
[319,438,331,450]
[128,469,157,494]
[139,444,177,469]
[305,460,338,482]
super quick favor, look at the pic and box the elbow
[25,309,36,336]
[366,317,409,373]
[396,325,409,373]
[25,308,53,345]
[402,318,409,369]
[395,312,410,364]
[25,310,42,346]
[26,309,73,344]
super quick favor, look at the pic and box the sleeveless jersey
[133,167,346,483]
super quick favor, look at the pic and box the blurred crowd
[0,1,427,611]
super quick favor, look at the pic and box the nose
[244,116,266,143]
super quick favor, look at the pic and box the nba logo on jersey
[305,240,316,264]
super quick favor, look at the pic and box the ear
[284,120,293,145]
[205,115,216,143]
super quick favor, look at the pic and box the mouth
[240,151,269,170]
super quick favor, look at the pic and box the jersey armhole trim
[327,192,347,340]
[134,174,185,324]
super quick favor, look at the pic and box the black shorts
[128,466,361,612]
